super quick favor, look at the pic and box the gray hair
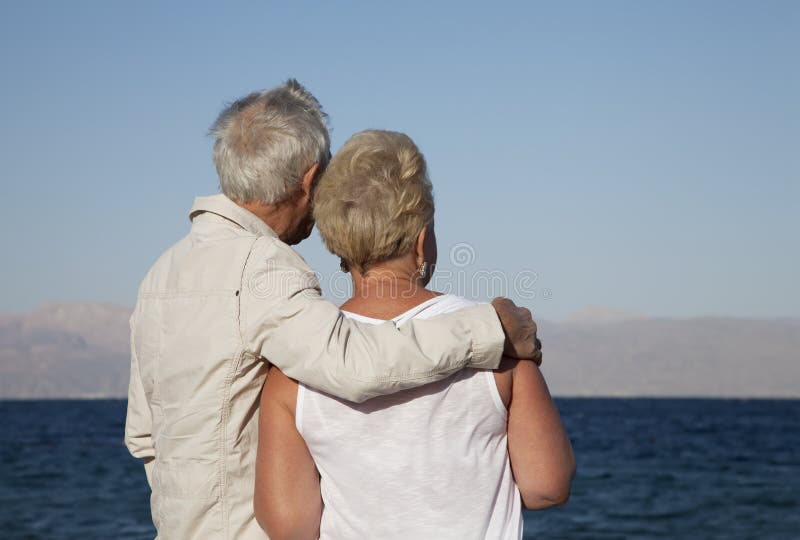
[210,79,330,204]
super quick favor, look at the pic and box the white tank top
[297,294,523,539]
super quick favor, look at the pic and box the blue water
[1,399,798,539]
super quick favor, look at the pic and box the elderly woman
[254,130,575,539]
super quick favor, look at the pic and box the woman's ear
[415,226,428,265]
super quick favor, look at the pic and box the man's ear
[415,226,428,264]
[300,162,320,195]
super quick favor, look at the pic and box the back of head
[210,79,330,204]
[314,130,434,272]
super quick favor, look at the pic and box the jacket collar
[189,194,278,238]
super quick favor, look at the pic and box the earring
[418,261,428,280]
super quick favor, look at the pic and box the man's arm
[123,309,155,485]
[240,236,540,403]
[254,366,321,539]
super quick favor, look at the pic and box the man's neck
[238,200,294,241]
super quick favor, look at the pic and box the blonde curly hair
[313,130,434,273]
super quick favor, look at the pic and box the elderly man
[125,79,541,539]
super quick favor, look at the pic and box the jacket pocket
[152,458,218,500]
[151,462,222,539]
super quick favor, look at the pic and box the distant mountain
[0,303,798,399]
[0,303,131,399]
[564,305,648,324]
[538,315,800,398]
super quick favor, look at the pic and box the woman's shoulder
[491,358,517,409]
[489,357,545,411]
[411,294,480,318]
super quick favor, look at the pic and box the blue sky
[0,1,797,320]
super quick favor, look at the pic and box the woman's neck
[341,262,439,320]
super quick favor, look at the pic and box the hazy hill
[0,303,131,399]
[0,303,798,399]
[538,315,800,397]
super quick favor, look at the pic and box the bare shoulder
[261,364,301,416]
[509,357,551,400]
[493,358,551,407]
[492,357,516,409]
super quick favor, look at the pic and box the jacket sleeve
[240,236,505,403]
[124,307,155,486]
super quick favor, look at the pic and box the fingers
[490,297,513,312]
[492,297,542,364]
[519,306,537,337]
[531,349,543,367]
[508,301,537,345]
[495,298,536,330]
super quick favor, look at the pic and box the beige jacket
[124,194,505,539]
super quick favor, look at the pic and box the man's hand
[491,298,542,365]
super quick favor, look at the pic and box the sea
[1,398,798,540]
